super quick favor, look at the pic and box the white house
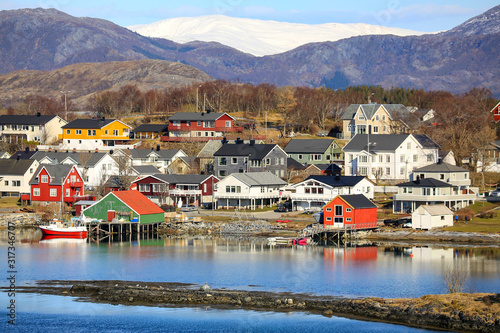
[214,172,288,210]
[117,147,187,174]
[411,205,454,230]
[393,161,477,213]
[343,134,440,182]
[0,159,39,196]
[0,114,67,144]
[289,175,375,211]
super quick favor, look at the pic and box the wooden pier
[302,225,375,245]
[84,221,162,242]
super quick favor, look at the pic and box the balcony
[393,192,477,202]
[214,192,285,200]
[169,189,202,196]
[68,180,84,187]
[161,134,267,142]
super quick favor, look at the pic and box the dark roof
[413,162,467,173]
[132,124,169,132]
[396,178,454,188]
[0,114,57,125]
[287,157,306,170]
[62,118,123,129]
[284,139,335,153]
[168,112,230,122]
[231,172,287,186]
[413,134,440,149]
[213,143,280,160]
[131,165,161,175]
[343,134,410,151]
[343,134,439,152]
[0,159,37,175]
[150,174,210,185]
[339,194,377,209]
[9,150,38,160]
[301,175,367,187]
[340,104,407,120]
[312,163,342,172]
[30,151,107,167]
[29,164,74,185]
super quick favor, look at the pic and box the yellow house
[341,104,411,140]
[60,118,132,150]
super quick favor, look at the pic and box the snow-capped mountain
[128,15,430,56]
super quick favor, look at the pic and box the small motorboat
[39,219,87,238]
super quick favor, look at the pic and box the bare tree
[78,151,93,184]
[113,154,136,190]
[443,264,469,293]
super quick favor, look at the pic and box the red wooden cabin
[29,164,85,205]
[323,194,377,230]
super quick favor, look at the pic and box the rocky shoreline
[361,229,500,245]
[11,280,499,332]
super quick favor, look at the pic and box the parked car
[180,204,197,212]
[490,188,500,196]
[201,202,213,209]
[274,201,292,212]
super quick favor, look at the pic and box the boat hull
[39,225,87,238]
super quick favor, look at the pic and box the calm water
[1,228,499,332]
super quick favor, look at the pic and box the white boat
[39,219,87,238]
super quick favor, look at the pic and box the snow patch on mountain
[128,15,431,57]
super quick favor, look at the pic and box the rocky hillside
[0,60,212,107]
[0,6,499,97]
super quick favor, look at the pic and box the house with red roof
[81,190,165,224]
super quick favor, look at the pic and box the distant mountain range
[0,6,499,99]
[127,15,427,56]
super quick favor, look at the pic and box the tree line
[4,81,499,168]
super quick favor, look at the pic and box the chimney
[48,147,52,152]
[25,147,29,153]
[101,116,105,121]
[72,148,76,153]
[156,144,160,151]
[437,157,442,164]
[109,150,113,155]
[201,112,205,116]
[16,154,20,161]
[206,109,211,114]
[221,137,227,144]
[249,139,255,146]
[66,150,69,153]
[36,112,41,117]
[54,149,58,153]
[335,174,340,181]
[95,148,99,153]
[416,175,420,184]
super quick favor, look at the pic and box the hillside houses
[0,114,67,144]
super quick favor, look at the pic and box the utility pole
[60,91,71,121]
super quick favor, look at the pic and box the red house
[491,102,500,122]
[29,164,88,205]
[323,194,377,230]
[162,111,243,142]
[130,174,219,207]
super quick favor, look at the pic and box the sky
[1,0,498,32]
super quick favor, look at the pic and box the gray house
[284,138,343,165]
[213,142,287,178]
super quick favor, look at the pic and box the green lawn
[444,220,500,233]
[0,197,21,208]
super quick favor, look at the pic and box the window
[66,129,71,134]
[326,217,332,222]
[87,130,92,136]
[346,218,352,222]
[400,167,405,175]
[441,216,445,220]
[41,175,48,183]
[231,157,238,164]
[12,180,20,187]
[265,158,271,166]
[219,157,227,166]
[440,174,445,180]
[386,155,391,163]
[105,130,108,135]
[386,167,391,175]
[427,154,433,162]
[218,170,227,177]
[335,205,343,216]
[407,143,411,149]
[358,114,365,120]
[76,130,81,135]
[326,207,332,212]
[349,154,353,162]
[378,155,383,163]
[373,126,379,133]
[66,188,70,196]
[334,217,343,224]
[359,155,368,163]
[382,115,386,121]
[298,154,303,160]
[225,121,231,127]
[173,121,181,126]
[311,154,322,161]
[50,188,57,197]
[375,115,379,121]
[280,157,285,165]
[4,180,8,186]
[225,186,241,193]
[31,126,34,132]
[138,184,151,192]
[400,154,405,163]
[346,208,352,212]
[113,130,119,136]
[33,188,40,196]
[358,167,368,175]
[152,184,166,192]
[413,155,418,162]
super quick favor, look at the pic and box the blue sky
[1,0,498,31]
